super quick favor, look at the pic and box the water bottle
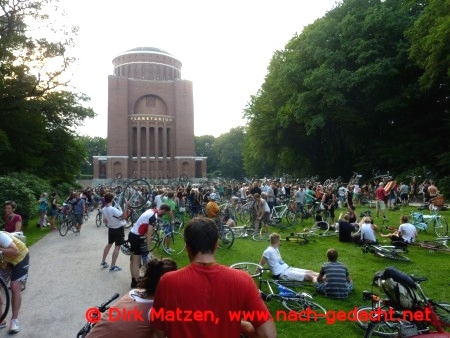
[278,285,295,297]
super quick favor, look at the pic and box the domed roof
[114,47,179,61]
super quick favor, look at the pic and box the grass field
[28,204,450,337]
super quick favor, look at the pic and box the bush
[8,172,52,199]
[0,176,36,225]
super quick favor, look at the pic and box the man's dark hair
[159,203,171,212]
[104,192,114,203]
[184,217,218,255]
[327,248,338,262]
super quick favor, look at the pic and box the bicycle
[268,202,296,229]
[0,261,11,324]
[76,293,119,338]
[230,262,326,320]
[409,209,448,237]
[362,242,411,262]
[231,226,255,239]
[95,208,103,227]
[417,237,450,253]
[57,205,78,236]
[285,220,334,244]
[363,276,450,337]
[217,221,235,249]
[148,219,186,255]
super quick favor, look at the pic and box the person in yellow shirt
[205,193,220,224]
[0,231,30,333]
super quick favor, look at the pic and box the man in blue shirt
[70,192,86,236]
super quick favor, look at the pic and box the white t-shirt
[102,205,126,229]
[263,246,289,276]
[361,223,377,243]
[154,195,163,209]
[399,222,417,243]
[131,209,157,236]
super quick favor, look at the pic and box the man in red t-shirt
[375,183,387,218]
[150,218,276,338]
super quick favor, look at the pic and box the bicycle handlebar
[98,293,120,312]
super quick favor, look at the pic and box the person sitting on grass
[258,233,319,282]
[380,215,417,244]
[338,213,358,243]
[314,248,353,299]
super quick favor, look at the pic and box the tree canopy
[243,0,450,181]
[0,0,95,184]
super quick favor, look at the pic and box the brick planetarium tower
[93,47,206,181]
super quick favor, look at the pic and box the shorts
[315,281,353,297]
[128,232,148,255]
[11,253,30,283]
[400,193,408,201]
[376,200,386,211]
[280,267,308,282]
[72,214,84,225]
[49,209,58,216]
[108,227,125,246]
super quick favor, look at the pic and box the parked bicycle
[148,219,186,255]
[76,293,119,338]
[409,209,448,237]
[230,262,326,320]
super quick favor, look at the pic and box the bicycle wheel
[0,277,10,323]
[281,297,326,320]
[375,247,410,262]
[95,212,102,227]
[252,230,270,242]
[219,226,235,249]
[432,302,450,326]
[239,208,252,224]
[125,209,139,229]
[355,305,397,335]
[148,229,160,252]
[122,179,150,208]
[433,216,448,237]
[285,210,297,226]
[230,262,263,278]
[162,231,185,255]
[58,218,69,236]
[364,321,401,338]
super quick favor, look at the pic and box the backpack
[374,267,422,309]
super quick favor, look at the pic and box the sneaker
[109,266,122,272]
[100,261,109,269]
[9,319,19,333]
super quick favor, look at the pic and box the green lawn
[152,205,450,338]
[27,205,449,337]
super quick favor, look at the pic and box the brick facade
[93,47,206,180]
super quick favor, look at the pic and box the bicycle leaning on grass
[363,273,450,337]
[361,241,411,262]
[230,262,326,320]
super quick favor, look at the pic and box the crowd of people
[0,175,441,336]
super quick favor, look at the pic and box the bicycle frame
[364,277,450,337]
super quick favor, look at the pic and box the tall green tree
[79,136,107,176]
[0,0,95,184]
[195,135,219,174]
[243,0,449,181]
[213,127,246,179]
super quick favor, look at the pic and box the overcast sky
[57,0,339,137]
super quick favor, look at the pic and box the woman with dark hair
[86,258,177,338]
[3,201,22,233]
[49,193,59,230]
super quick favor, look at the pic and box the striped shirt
[319,261,350,299]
